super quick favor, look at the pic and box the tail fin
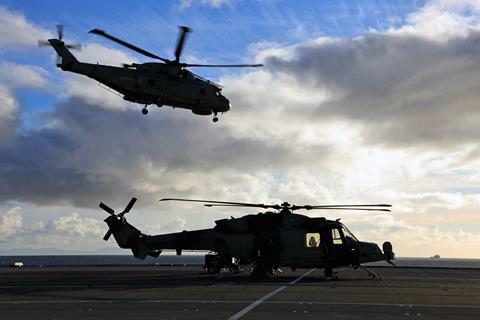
[99,198,162,259]
[104,215,153,259]
[48,39,78,69]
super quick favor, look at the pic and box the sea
[1,255,480,268]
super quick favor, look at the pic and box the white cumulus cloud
[0,207,22,238]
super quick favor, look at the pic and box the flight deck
[1,266,479,319]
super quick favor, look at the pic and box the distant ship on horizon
[430,254,441,259]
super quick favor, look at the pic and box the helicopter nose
[356,241,384,263]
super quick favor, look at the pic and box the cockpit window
[305,233,321,247]
[341,224,358,241]
[332,228,343,245]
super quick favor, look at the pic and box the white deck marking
[0,300,479,310]
[227,269,316,320]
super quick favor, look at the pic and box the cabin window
[332,228,343,245]
[305,233,321,248]
[200,88,206,95]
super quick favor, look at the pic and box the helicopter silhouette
[99,197,395,279]
[39,25,262,122]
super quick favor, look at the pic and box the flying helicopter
[39,25,263,122]
[99,197,395,279]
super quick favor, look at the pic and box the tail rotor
[38,25,81,65]
[99,197,137,241]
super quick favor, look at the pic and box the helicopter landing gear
[142,105,148,115]
[251,262,273,277]
[324,267,338,280]
[204,254,222,274]
[212,112,218,122]
[359,264,382,280]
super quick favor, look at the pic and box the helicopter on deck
[39,25,262,122]
[99,197,395,279]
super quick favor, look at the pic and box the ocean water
[1,255,480,268]
[0,255,204,267]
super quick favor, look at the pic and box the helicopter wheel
[324,267,333,278]
[206,264,221,274]
[212,111,219,122]
[142,107,149,115]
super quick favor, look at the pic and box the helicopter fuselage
[105,210,393,275]
[61,61,231,116]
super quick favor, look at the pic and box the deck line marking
[0,300,479,309]
[227,269,315,320]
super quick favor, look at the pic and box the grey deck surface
[1,266,479,319]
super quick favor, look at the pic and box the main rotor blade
[65,43,82,50]
[38,40,51,47]
[56,24,64,40]
[160,198,271,208]
[303,204,392,209]
[205,204,390,212]
[174,26,191,63]
[89,29,170,63]
[306,207,391,212]
[204,203,280,209]
[99,202,115,215]
[304,203,392,210]
[181,63,264,68]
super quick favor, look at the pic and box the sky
[0,0,479,258]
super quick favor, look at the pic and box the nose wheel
[212,112,218,122]
[142,106,148,115]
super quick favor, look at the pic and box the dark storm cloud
[0,98,331,207]
[266,31,480,148]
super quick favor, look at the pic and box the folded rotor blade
[103,229,113,241]
[89,29,170,63]
[99,202,115,215]
[181,63,264,68]
[119,197,137,217]
[174,26,191,63]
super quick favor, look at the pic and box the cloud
[180,0,233,9]
[0,61,49,142]
[254,27,480,150]
[0,85,18,141]
[351,213,480,258]
[52,212,103,237]
[393,0,480,39]
[0,97,337,208]
[0,61,49,89]
[0,7,51,49]
[0,207,22,238]
[0,207,108,250]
